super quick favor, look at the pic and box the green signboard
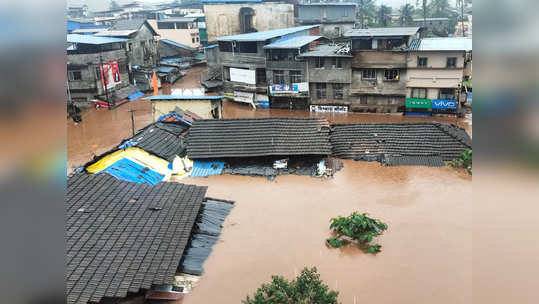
[406,98,432,109]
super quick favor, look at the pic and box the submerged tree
[326,212,388,254]
[243,267,339,304]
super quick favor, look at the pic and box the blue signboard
[432,99,457,110]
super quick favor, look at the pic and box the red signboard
[100,61,121,90]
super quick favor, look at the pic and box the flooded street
[68,66,472,304]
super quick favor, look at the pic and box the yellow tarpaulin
[86,147,171,177]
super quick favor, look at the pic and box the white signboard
[310,105,348,113]
[230,68,256,85]
[233,91,254,104]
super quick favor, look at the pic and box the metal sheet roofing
[94,30,138,37]
[143,95,224,100]
[190,160,225,177]
[264,36,322,49]
[66,173,207,304]
[413,17,449,21]
[71,28,107,34]
[217,25,319,42]
[410,37,472,51]
[298,43,353,57]
[344,27,420,38]
[67,34,127,45]
[160,39,196,50]
[202,0,262,2]
[158,17,197,23]
[298,3,357,6]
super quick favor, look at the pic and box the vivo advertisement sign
[432,99,457,110]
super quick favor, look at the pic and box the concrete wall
[350,68,407,95]
[152,99,222,120]
[297,5,356,24]
[128,24,158,67]
[203,3,294,41]
[406,51,465,89]
[148,20,200,48]
[319,23,355,39]
[352,51,407,69]
[67,49,130,107]
[305,57,352,83]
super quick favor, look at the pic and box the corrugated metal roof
[110,18,146,31]
[298,3,357,6]
[71,28,106,34]
[298,44,353,57]
[344,27,420,38]
[94,30,138,37]
[158,17,197,23]
[67,34,128,45]
[143,95,224,100]
[413,17,449,21]
[190,160,225,177]
[411,37,472,51]
[217,25,319,42]
[264,36,322,49]
[160,39,196,50]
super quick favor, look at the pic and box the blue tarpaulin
[190,160,225,177]
[103,158,164,185]
[156,113,192,126]
[127,91,144,100]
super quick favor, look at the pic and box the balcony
[266,59,306,70]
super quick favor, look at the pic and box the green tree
[377,5,392,27]
[243,267,339,304]
[326,212,388,254]
[357,0,377,28]
[109,0,120,10]
[429,0,452,17]
[399,4,415,26]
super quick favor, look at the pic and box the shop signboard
[270,82,309,95]
[431,99,457,110]
[405,98,431,109]
[233,91,254,104]
[309,105,348,113]
[230,68,256,84]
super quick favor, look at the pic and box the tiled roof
[129,122,188,161]
[66,173,207,304]
[187,118,332,159]
[330,123,471,161]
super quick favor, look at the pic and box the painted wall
[297,5,356,24]
[203,3,294,41]
[128,24,159,67]
[406,51,465,88]
[152,99,222,120]
[319,23,355,39]
[148,20,200,48]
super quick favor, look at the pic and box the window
[223,67,230,81]
[68,70,82,81]
[333,84,344,100]
[289,70,303,83]
[447,57,457,68]
[219,41,232,52]
[384,69,399,81]
[360,96,367,105]
[411,88,427,99]
[439,88,455,99]
[314,57,325,68]
[192,37,196,43]
[119,62,128,74]
[315,83,327,99]
[332,57,343,68]
[256,68,266,84]
[273,70,285,84]
[334,27,340,36]
[343,9,349,17]
[95,67,101,79]
[362,69,376,80]
[418,57,428,67]
[196,37,199,43]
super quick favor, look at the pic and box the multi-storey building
[148,17,201,49]
[344,27,422,112]
[406,37,472,115]
[296,3,357,39]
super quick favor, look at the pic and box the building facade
[148,17,201,49]
[202,1,294,42]
[67,35,131,107]
[297,3,357,39]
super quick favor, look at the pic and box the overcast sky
[68,0,419,13]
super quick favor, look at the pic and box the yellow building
[143,95,224,121]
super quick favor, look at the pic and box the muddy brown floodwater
[68,66,472,304]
